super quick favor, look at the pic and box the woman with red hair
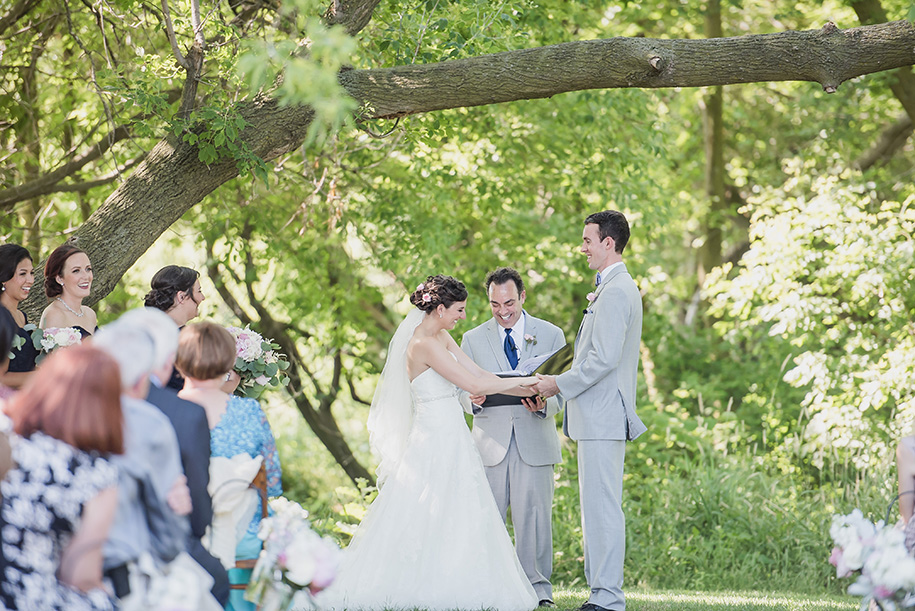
[1,344,123,610]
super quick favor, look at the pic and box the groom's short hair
[484,267,524,296]
[585,210,630,254]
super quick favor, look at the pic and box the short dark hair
[484,267,524,296]
[585,210,630,254]
[410,275,468,313]
[144,265,200,311]
[0,244,32,285]
[44,243,87,298]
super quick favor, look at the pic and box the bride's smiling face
[440,301,467,329]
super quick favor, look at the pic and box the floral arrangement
[29,325,82,363]
[246,497,341,611]
[523,333,537,345]
[226,325,291,399]
[829,509,915,610]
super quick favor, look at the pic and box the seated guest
[117,307,229,605]
[0,243,38,388]
[1,345,123,610]
[144,265,206,390]
[176,322,282,611]
[39,243,98,338]
[92,321,191,601]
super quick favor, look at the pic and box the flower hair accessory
[422,293,432,303]
[416,283,425,291]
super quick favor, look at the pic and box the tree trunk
[19,19,915,318]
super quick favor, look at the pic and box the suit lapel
[485,318,512,371]
[520,312,537,361]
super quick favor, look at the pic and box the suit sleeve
[185,412,213,538]
[540,326,567,418]
[556,286,630,401]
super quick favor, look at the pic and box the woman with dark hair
[318,275,539,611]
[176,322,281,611]
[39,243,97,337]
[145,265,209,390]
[0,243,39,387]
[1,344,123,610]
[0,308,19,402]
[144,265,206,327]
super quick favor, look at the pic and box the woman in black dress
[39,243,98,338]
[0,243,39,388]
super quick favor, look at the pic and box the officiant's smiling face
[488,281,525,329]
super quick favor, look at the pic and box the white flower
[586,292,596,302]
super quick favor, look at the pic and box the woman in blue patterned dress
[175,321,282,611]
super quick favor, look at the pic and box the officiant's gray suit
[556,264,645,611]
[459,311,565,601]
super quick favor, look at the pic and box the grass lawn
[551,589,858,611]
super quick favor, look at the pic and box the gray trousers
[484,431,555,601]
[578,439,626,610]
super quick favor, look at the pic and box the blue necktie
[504,328,519,370]
[595,272,602,287]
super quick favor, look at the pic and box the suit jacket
[557,264,646,442]
[147,383,213,539]
[460,311,565,466]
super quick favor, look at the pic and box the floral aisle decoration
[226,325,291,398]
[829,509,915,610]
[246,497,341,611]
[29,325,82,363]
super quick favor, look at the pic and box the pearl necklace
[56,297,84,317]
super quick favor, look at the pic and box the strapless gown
[316,367,538,611]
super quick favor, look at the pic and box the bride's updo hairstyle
[409,275,468,313]
[144,265,199,311]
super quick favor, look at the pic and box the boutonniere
[524,333,537,346]
[586,292,597,303]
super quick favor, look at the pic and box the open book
[481,344,574,407]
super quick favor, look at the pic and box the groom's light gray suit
[460,312,565,601]
[556,264,645,610]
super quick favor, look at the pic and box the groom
[459,267,565,607]
[533,210,646,611]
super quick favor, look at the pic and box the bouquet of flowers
[246,497,341,611]
[29,325,82,363]
[226,325,290,398]
[829,509,915,610]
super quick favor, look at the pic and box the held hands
[532,374,560,399]
[470,395,486,406]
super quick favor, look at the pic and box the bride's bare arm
[412,335,535,397]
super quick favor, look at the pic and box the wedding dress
[316,311,538,611]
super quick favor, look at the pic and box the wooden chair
[229,462,269,589]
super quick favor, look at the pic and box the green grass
[552,588,858,611]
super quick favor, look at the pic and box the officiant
[458,267,566,608]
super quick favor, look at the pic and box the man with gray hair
[118,307,228,605]
[93,315,192,600]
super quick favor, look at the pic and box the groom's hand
[533,374,560,398]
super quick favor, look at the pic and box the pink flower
[416,283,425,291]
[586,292,596,302]
[422,293,432,302]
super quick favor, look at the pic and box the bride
[317,275,540,611]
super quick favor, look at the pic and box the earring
[439,313,443,319]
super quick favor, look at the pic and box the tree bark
[20,19,915,317]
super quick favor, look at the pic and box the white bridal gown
[317,365,538,611]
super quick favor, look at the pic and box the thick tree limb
[26,19,915,314]
[343,20,915,119]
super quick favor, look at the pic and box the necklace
[56,297,84,317]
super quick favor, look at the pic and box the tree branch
[853,114,913,171]
[0,0,43,38]
[160,0,189,69]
